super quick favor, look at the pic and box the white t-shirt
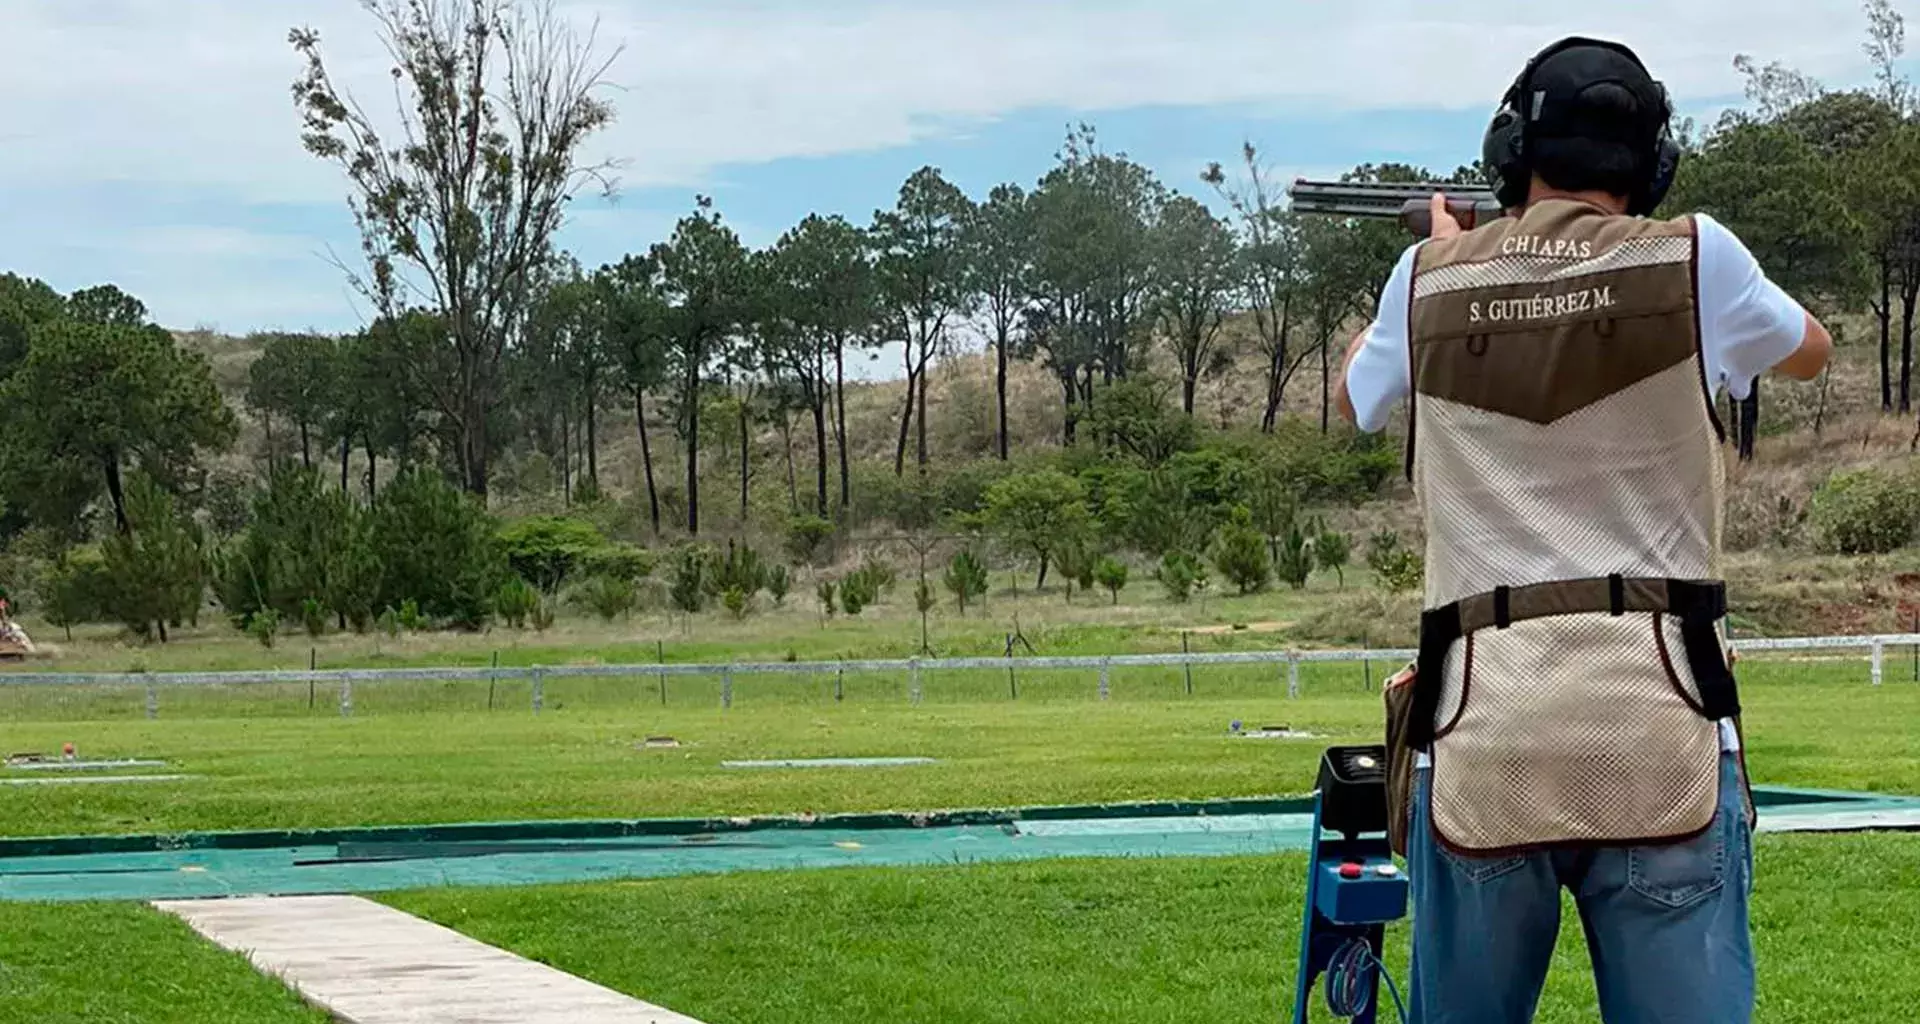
[1348,212,1810,761]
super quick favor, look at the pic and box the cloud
[0,0,1896,332]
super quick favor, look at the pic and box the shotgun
[1287,179,1508,238]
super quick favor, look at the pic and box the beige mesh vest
[1403,199,1740,855]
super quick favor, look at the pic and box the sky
[0,0,1901,344]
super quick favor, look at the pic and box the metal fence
[0,632,1915,721]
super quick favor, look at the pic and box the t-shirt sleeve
[1694,213,1810,401]
[1346,242,1420,433]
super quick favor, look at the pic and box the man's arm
[1696,214,1834,393]
[1338,195,1457,429]
[1333,328,1372,426]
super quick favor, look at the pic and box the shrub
[300,596,328,638]
[1157,550,1207,603]
[1210,507,1272,594]
[495,578,541,629]
[785,514,835,566]
[839,569,879,616]
[722,586,750,620]
[817,578,838,619]
[572,574,637,622]
[1052,532,1099,602]
[1368,533,1426,595]
[246,608,280,648]
[1809,468,1920,555]
[944,549,990,615]
[497,516,607,592]
[581,542,655,583]
[1274,524,1315,591]
[39,548,109,641]
[368,469,506,630]
[1094,556,1129,604]
[714,540,768,597]
[1313,521,1352,587]
[668,546,709,614]
[530,595,556,632]
[766,565,791,606]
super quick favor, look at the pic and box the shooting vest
[1404,198,1741,855]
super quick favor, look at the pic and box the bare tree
[1204,143,1302,432]
[290,0,620,499]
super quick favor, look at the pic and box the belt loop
[1608,574,1625,616]
[1493,586,1511,629]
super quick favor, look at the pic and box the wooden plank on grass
[156,894,705,1024]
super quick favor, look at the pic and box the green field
[2,653,1916,1023]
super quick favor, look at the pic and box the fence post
[1181,632,1194,696]
[1287,654,1301,699]
[1099,657,1111,701]
[145,680,158,720]
[1871,639,1885,687]
[835,665,845,703]
[909,660,922,705]
[531,668,545,713]
[721,667,734,709]
[658,666,668,706]
[339,676,353,718]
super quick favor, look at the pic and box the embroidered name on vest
[1469,285,1616,324]
[1500,235,1595,258]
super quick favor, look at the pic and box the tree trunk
[299,421,312,470]
[585,370,599,487]
[995,326,1010,460]
[339,436,350,493]
[1319,336,1331,434]
[916,343,930,471]
[462,401,489,502]
[811,392,830,515]
[738,395,750,522]
[1901,275,1917,413]
[685,362,702,536]
[1737,385,1760,463]
[365,438,378,497]
[1262,347,1284,433]
[559,404,572,505]
[835,345,850,512]
[780,410,798,512]
[1036,553,1051,589]
[1879,253,1893,411]
[103,453,129,535]
[893,366,917,476]
[1181,350,1199,416]
[635,389,661,535]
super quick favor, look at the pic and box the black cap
[1521,39,1667,145]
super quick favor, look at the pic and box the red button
[1338,863,1363,879]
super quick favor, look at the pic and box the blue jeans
[1407,753,1754,1023]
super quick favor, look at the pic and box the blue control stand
[1291,747,1410,1023]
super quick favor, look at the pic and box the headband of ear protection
[1482,36,1681,216]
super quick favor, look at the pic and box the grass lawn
[387,834,1920,1024]
[2,660,1915,839]
[1,648,1915,1022]
[0,903,324,1024]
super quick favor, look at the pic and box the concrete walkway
[156,895,706,1024]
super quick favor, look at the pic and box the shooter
[1332,37,1832,1023]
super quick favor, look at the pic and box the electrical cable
[1323,936,1409,1023]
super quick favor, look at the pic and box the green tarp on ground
[3,789,1916,903]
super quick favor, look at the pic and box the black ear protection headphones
[1481,36,1682,216]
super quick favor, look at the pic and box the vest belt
[1408,575,1737,751]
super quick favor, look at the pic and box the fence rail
[0,633,1914,720]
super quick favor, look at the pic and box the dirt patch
[1186,621,1293,636]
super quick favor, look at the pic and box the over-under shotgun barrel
[1286,179,1507,237]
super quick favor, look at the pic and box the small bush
[396,599,428,632]
[1094,556,1129,604]
[1313,522,1352,587]
[944,549,990,614]
[767,565,791,606]
[1274,524,1315,591]
[300,597,328,638]
[1157,550,1207,603]
[839,569,879,616]
[1808,468,1920,555]
[1210,508,1272,594]
[496,578,541,629]
[723,586,750,620]
[497,516,607,592]
[581,543,656,583]
[817,579,838,619]
[669,546,708,614]
[572,574,637,622]
[785,514,835,566]
[247,608,281,648]
[530,595,556,632]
